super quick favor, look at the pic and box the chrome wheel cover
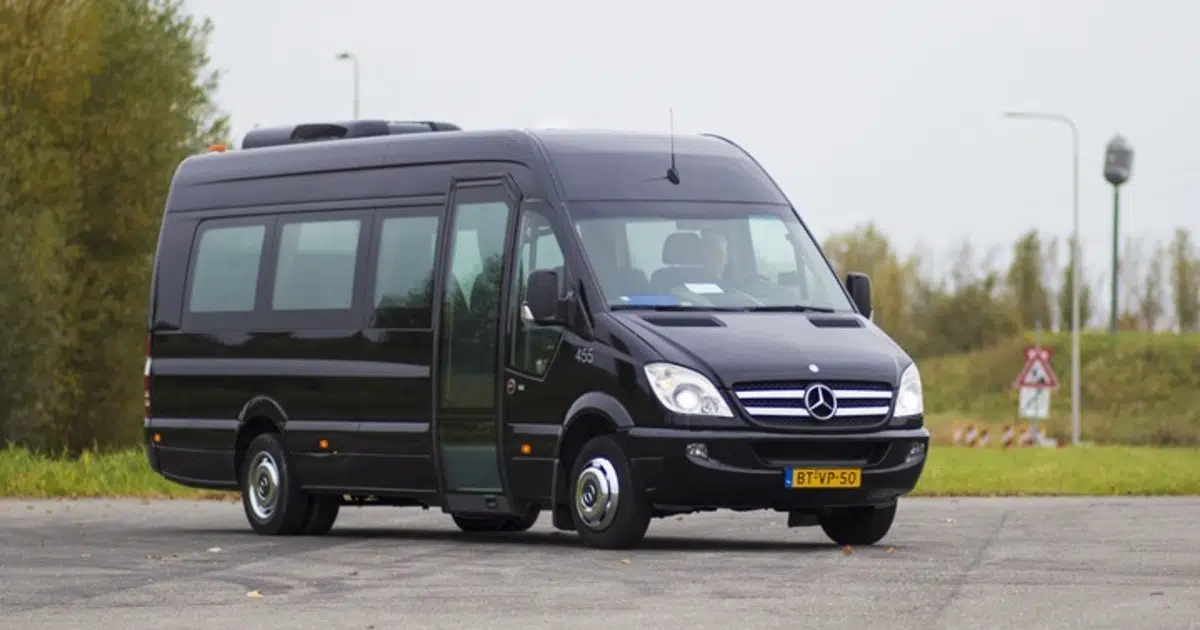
[247,452,281,521]
[575,456,620,530]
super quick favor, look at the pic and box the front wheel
[818,502,897,546]
[569,434,652,550]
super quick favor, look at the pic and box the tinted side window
[372,213,440,328]
[508,206,567,377]
[188,223,266,313]
[272,217,361,311]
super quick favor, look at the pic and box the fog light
[686,442,708,459]
[905,442,926,463]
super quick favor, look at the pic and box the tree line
[821,223,1200,359]
[0,0,227,454]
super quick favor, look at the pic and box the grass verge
[0,447,233,500]
[914,445,1200,496]
[3,445,1199,499]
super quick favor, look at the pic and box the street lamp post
[1103,134,1134,333]
[335,51,360,119]
[1003,110,1082,447]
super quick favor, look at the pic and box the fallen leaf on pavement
[619,558,632,565]
[247,590,263,599]
[207,547,222,553]
[841,546,853,555]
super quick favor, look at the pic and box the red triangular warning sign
[1013,347,1059,389]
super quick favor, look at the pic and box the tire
[569,434,652,550]
[451,514,507,533]
[818,502,897,546]
[451,507,540,533]
[302,494,341,535]
[240,432,310,535]
[498,506,540,532]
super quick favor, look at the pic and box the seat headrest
[662,232,703,265]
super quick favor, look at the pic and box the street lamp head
[1003,111,1047,120]
[335,51,354,61]
[1104,133,1133,186]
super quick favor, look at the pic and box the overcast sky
[184,0,1198,289]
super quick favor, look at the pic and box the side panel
[348,202,445,495]
[148,158,548,497]
[256,207,374,490]
[149,213,278,488]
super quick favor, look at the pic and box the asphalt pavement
[1,496,1197,630]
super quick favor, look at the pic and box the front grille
[732,380,894,429]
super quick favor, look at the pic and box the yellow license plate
[784,468,861,488]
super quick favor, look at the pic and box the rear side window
[272,218,362,311]
[188,224,266,313]
[372,213,440,328]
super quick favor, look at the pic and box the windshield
[570,201,854,312]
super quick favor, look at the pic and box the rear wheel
[302,495,341,535]
[818,502,897,546]
[569,434,652,550]
[240,432,310,535]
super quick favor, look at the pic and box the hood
[613,310,909,387]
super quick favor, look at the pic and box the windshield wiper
[741,304,837,313]
[610,303,837,313]
[610,304,723,312]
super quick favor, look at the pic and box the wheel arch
[551,391,634,509]
[234,395,288,481]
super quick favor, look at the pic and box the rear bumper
[626,426,929,511]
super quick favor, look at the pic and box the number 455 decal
[574,347,594,364]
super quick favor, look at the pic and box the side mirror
[523,269,566,325]
[845,272,872,318]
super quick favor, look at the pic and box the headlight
[643,362,733,417]
[893,362,924,418]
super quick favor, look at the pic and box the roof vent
[240,119,461,150]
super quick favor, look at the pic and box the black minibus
[143,119,929,549]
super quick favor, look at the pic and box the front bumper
[626,426,929,511]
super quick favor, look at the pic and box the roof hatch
[239,119,461,150]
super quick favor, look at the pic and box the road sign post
[1013,345,1060,440]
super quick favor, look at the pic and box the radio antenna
[666,107,680,185]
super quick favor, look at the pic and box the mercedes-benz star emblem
[804,383,837,421]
